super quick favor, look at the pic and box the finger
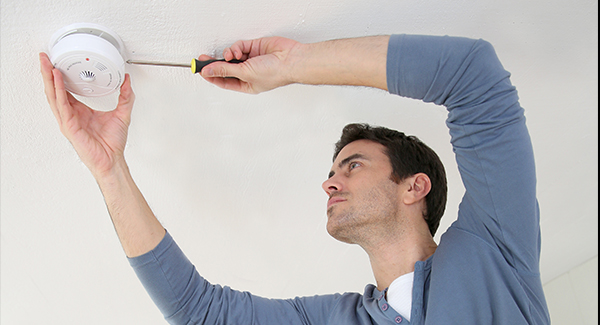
[52,68,73,127]
[116,74,135,121]
[118,74,134,103]
[39,53,55,99]
[197,54,214,61]
[223,47,247,61]
[223,48,234,61]
[201,61,248,80]
[39,53,61,120]
[228,39,255,60]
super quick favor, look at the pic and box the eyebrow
[328,153,369,179]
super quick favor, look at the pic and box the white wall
[544,256,598,325]
[1,0,598,323]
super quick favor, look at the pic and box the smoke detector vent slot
[95,62,108,71]
[48,23,126,97]
[80,70,96,82]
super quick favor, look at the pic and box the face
[322,140,403,244]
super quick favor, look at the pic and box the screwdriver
[126,58,243,74]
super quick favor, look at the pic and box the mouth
[327,195,347,208]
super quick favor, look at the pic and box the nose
[322,175,342,196]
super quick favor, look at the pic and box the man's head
[330,123,447,237]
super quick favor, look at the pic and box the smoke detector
[48,23,126,97]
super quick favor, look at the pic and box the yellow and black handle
[191,58,244,74]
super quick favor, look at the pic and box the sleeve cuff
[127,229,172,268]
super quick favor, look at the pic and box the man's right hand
[199,37,302,94]
[199,35,389,95]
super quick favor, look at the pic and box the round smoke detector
[48,23,126,97]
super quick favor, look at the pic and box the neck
[362,229,437,291]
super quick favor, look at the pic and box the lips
[327,195,347,208]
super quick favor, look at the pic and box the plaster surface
[1,0,597,323]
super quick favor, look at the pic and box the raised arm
[200,36,389,93]
[386,35,541,273]
[40,53,165,258]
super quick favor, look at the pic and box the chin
[326,217,356,244]
[329,232,356,245]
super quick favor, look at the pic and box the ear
[403,173,431,205]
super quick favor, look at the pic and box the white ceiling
[1,0,597,323]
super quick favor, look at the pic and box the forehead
[333,139,388,165]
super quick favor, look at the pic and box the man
[40,34,550,324]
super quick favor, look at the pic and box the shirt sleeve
[386,34,541,275]
[128,231,343,324]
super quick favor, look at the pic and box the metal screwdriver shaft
[126,60,190,67]
[127,58,243,74]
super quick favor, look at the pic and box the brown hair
[333,123,447,236]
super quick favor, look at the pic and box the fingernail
[203,68,213,77]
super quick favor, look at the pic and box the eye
[349,162,361,170]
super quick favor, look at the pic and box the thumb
[201,61,247,80]
[115,74,135,120]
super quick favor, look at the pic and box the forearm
[289,35,390,90]
[39,53,162,258]
[96,158,165,258]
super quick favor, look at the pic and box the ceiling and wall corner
[1,0,597,323]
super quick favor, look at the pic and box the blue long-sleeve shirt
[128,34,550,324]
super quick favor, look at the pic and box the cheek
[361,181,399,213]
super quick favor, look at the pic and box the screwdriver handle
[191,58,243,74]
